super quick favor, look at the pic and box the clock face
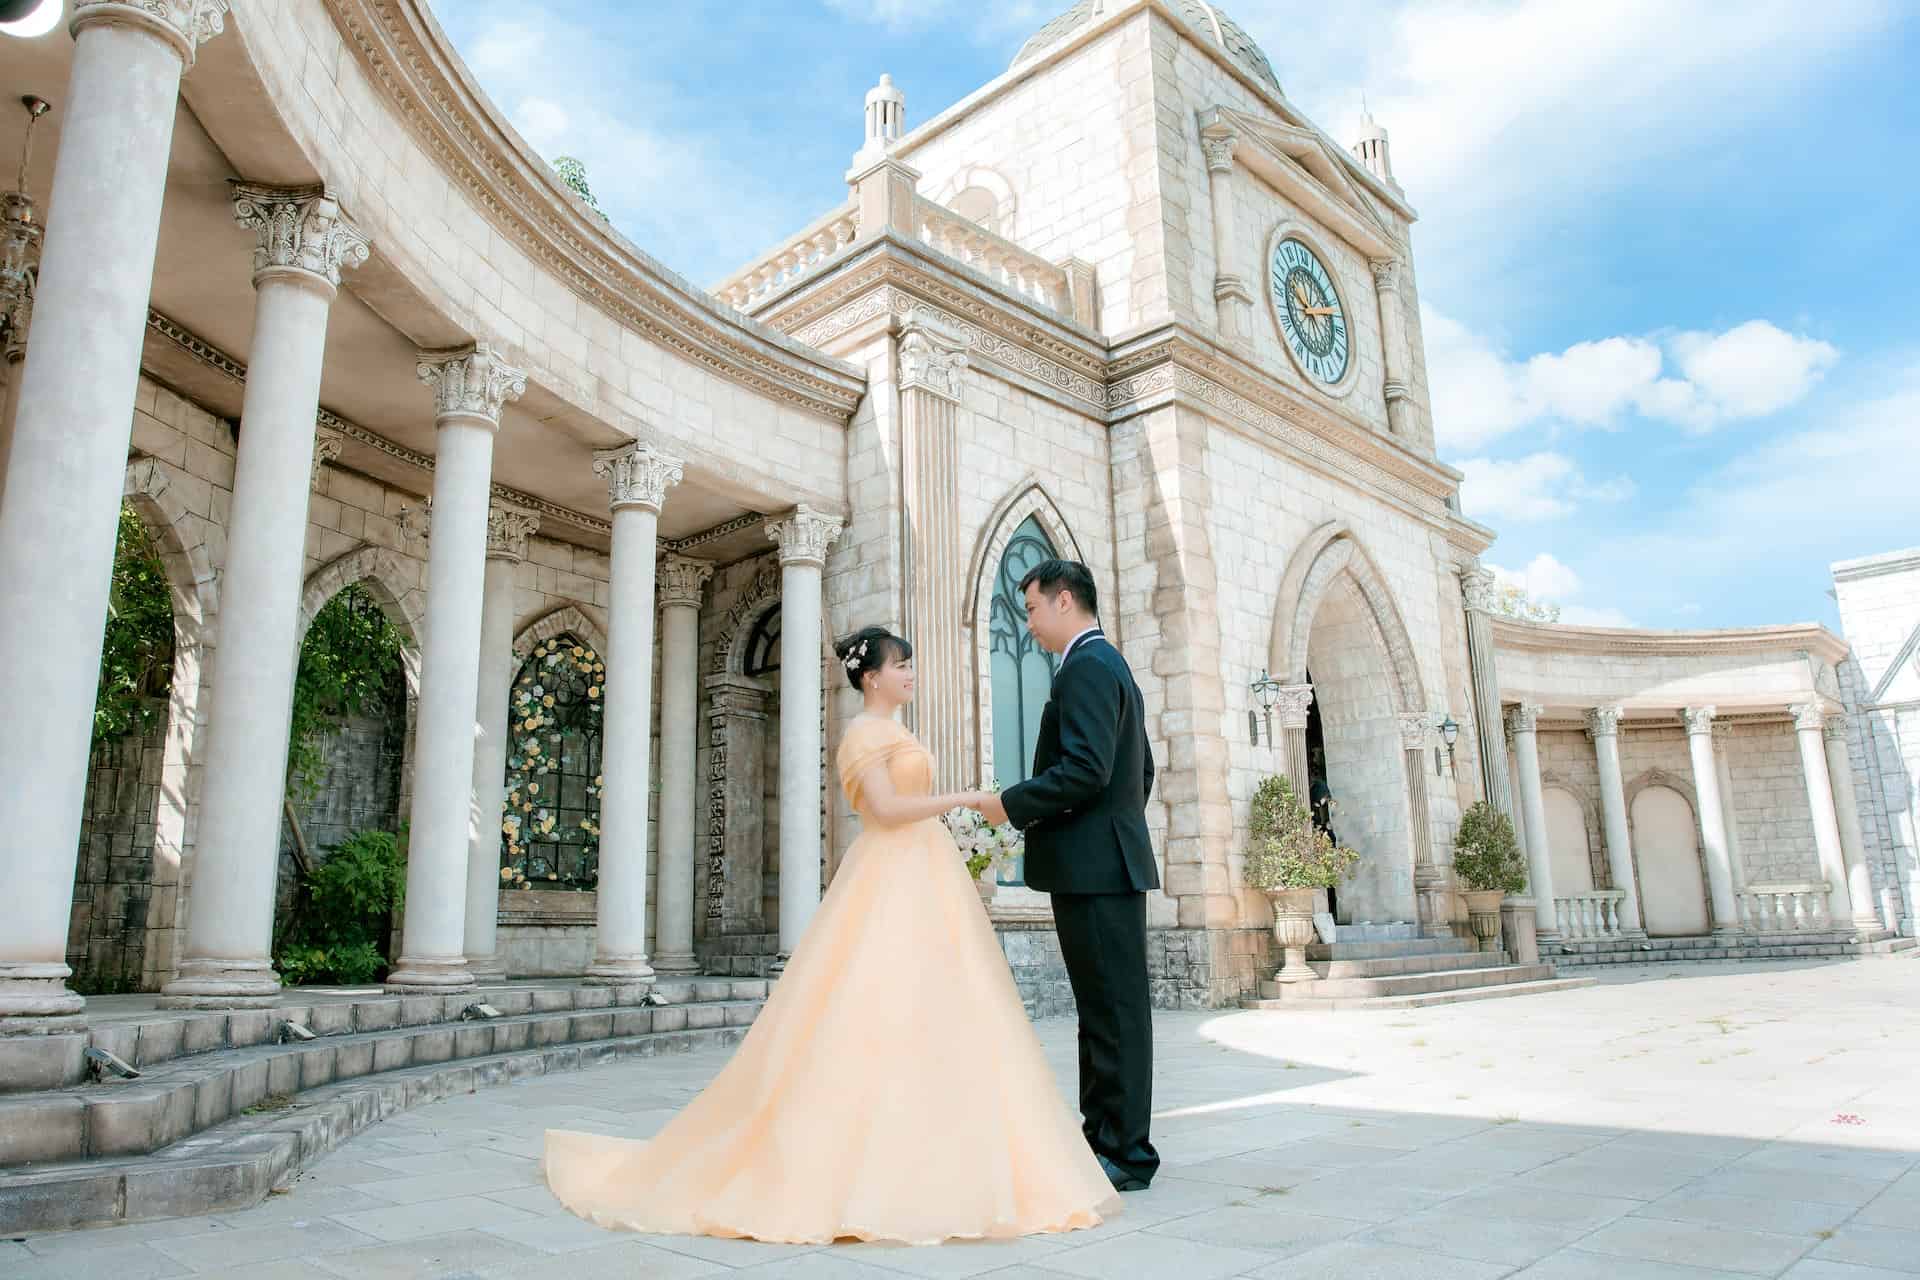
[1269,236,1351,385]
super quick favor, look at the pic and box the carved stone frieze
[231,184,370,291]
[417,344,527,427]
[767,505,844,568]
[593,443,683,513]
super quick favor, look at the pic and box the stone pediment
[1200,106,1409,258]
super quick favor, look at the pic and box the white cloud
[1486,553,1636,627]
[1427,309,1838,449]
[1456,452,1634,524]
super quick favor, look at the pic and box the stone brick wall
[69,709,168,990]
[275,708,407,926]
[1832,551,1920,933]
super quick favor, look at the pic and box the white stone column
[1711,725,1745,895]
[767,506,844,965]
[1460,567,1515,818]
[1681,706,1742,935]
[1274,684,1314,801]
[161,186,369,1007]
[0,0,229,1029]
[463,503,539,981]
[585,445,682,984]
[1821,714,1879,933]
[1371,257,1415,437]
[1586,706,1646,936]
[1506,704,1558,938]
[386,347,525,993]
[1788,702,1856,928]
[651,554,714,974]
[1200,129,1252,344]
[897,329,968,789]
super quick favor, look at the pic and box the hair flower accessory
[842,638,870,672]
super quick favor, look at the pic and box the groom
[981,558,1160,1193]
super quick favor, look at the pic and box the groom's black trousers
[1052,889,1160,1184]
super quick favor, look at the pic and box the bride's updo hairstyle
[832,625,912,692]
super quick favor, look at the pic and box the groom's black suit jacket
[1002,632,1159,895]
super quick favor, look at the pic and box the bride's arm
[856,763,981,827]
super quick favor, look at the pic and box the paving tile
[3,1243,191,1279]
[836,1235,1067,1278]
[352,1164,545,1205]
[1369,1206,1592,1266]
[1512,1246,1762,1278]
[481,1239,731,1278]
[1809,1224,1920,1273]
[329,1192,540,1243]
[150,1219,380,1270]
[1784,1261,1920,1279]
[648,1232,826,1267]
[1437,1183,1643,1231]
[1577,1215,1818,1275]
[481,1183,573,1216]
[309,1229,544,1279]
[1634,1190,1852,1236]
[1731,1146,1917,1183]
[18,1217,234,1255]
[1525,1158,1705,1201]
[1243,1173,1452,1223]
[1242,1239,1510,1279]
[1033,1229,1273,1279]
[1173,1151,1326,1190]
[479,1212,639,1254]
[1854,1185,1920,1229]
[718,1252,903,1278]
[180,1263,338,1280]
[1693,1169,1891,1209]
[1143,1203,1368,1255]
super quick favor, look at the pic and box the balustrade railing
[1553,890,1627,941]
[911,196,1069,318]
[713,204,862,312]
[1738,881,1834,933]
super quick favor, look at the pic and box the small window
[744,605,781,677]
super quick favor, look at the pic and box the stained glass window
[744,606,781,677]
[987,516,1059,886]
[500,634,604,890]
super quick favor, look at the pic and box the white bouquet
[941,785,1022,881]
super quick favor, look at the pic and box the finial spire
[859,72,906,161]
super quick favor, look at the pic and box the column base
[650,952,701,976]
[384,956,476,994]
[1851,913,1885,936]
[159,959,282,1009]
[0,963,87,1031]
[464,954,508,983]
[582,955,655,985]
[1711,926,1746,939]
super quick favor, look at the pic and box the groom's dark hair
[1019,558,1097,617]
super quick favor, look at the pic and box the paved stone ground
[7,957,1920,1279]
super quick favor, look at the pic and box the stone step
[1306,937,1470,961]
[0,997,764,1169]
[0,1019,752,1236]
[1551,935,1916,966]
[0,977,765,1094]
[1263,963,1558,1002]
[1246,975,1597,1012]
[1318,949,1512,979]
[1328,922,1423,941]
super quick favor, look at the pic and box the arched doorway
[1631,783,1710,936]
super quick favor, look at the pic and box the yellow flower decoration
[588,686,600,698]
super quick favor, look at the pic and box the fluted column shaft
[1506,704,1558,937]
[652,554,713,974]
[1201,131,1251,343]
[585,445,682,984]
[1460,567,1514,817]
[163,186,369,1007]
[1372,258,1414,437]
[1681,707,1741,934]
[768,507,844,963]
[1822,718,1879,932]
[1587,706,1645,935]
[898,331,968,789]
[388,347,526,993]
[1711,728,1747,897]
[463,505,538,981]
[1275,684,1313,801]
[1401,713,1445,936]
[0,0,230,1028]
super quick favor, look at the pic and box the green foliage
[287,583,407,801]
[274,827,407,985]
[93,505,174,749]
[1490,580,1561,624]
[1242,775,1361,891]
[1453,801,1527,893]
[552,155,608,218]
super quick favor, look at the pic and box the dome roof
[1011,1,1282,97]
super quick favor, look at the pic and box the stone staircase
[0,977,767,1235]
[1548,931,1917,969]
[1244,928,1594,1011]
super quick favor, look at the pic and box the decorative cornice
[767,505,844,568]
[664,512,762,552]
[1680,705,1717,737]
[593,443,682,513]
[657,553,715,609]
[73,0,230,68]
[1790,701,1826,733]
[1586,705,1623,739]
[417,343,526,426]
[147,308,247,380]
[1505,703,1543,736]
[1273,683,1313,730]
[321,0,864,422]
[1490,616,1851,665]
[485,501,540,562]
[231,184,369,292]
[898,328,967,402]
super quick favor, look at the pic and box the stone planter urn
[1265,887,1320,983]
[1463,889,1506,952]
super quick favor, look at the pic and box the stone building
[0,0,1914,1035]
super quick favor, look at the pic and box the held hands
[974,791,1010,826]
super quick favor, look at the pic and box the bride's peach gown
[543,714,1119,1245]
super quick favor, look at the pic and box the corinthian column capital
[1505,703,1542,737]
[1680,705,1717,737]
[899,329,967,402]
[73,1,231,70]
[1370,257,1403,292]
[1200,132,1238,173]
[1398,712,1432,751]
[658,554,715,609]
[767,505,844,568]
[1459,565,1498,614]
[593,443,683,513]
[485,501,540,562]
[1790,701,1827,733]
[1586,705,1623,739]
[232,184,369,294]
[1273,683,1314,730]
[417,344,526,428]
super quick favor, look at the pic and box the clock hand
[1300,305,1335,316]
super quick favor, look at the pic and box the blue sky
[440,1,1919,632]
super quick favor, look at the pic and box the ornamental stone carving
[1505,703,1543,736]
[1273,683,1314,730]
[1200,133,1237,173]
[1370,258,1403,292]
[73,0,231,65]
[396,499,432,544]
[1680,705,1718,737]
[1398,712,1432,751]
[593,443,683,513]
[1459,566,1498,614]
[657,554,715,609]
[0,192,39,351]
[767,505,844,568]
[231,184,369,291]
[418,344,527,427]
[1822,715,1851,744]
[899,329,967,403]
[1789,702,1826,732]
[1585,705,1624,738]
[484,502,540,562]
[310,428,344,491]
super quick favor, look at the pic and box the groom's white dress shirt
[1061,626,1103,664]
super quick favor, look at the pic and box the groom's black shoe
[1097,1153,1151,1193]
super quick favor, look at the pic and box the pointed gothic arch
[300,545,426,650]
[1269,520,1425,713]
[513,603,609,662]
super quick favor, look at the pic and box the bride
[543,625,1119,1245]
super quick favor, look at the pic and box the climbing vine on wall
[287,583,408,802]
[93,504,174,750]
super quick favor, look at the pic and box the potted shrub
[1243,776,1360,983]
[1453,802,1526,952]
